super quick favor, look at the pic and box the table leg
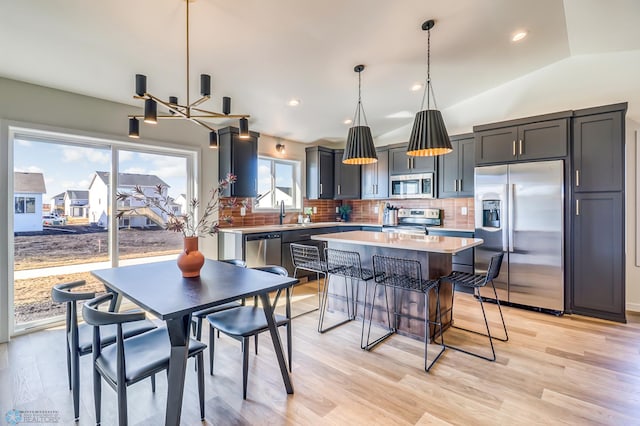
[165,314,191,426]
[258,292,294,394]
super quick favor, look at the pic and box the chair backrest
[325,248,363,279]
[82,293,146,327]
[221,259,247,267]
[51,280,96,340]
[251,265,288,276]
[290,243,324,271]
[372,255,423,290]
[485,253,504,283]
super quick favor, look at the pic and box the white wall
[626,119,640,311]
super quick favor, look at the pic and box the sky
[13,138,187,201]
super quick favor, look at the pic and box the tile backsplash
[220,197,474,229]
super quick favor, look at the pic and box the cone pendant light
[343,65,377,165]
[407,20,452,157]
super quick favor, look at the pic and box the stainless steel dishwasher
[244,232,282,267]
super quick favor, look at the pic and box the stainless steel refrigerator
[474,160,564,312]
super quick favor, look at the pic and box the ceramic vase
[177,236,205,278]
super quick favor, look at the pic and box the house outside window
[14,196,36,214]
[255,157,301,210]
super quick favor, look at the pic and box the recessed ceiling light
[411,83,423,92]
[287,99,301,107]
[512,31,528,42]
[343,119,352,125]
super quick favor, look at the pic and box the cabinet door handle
[374,184,378,194]
[575,170,580,187]
[337,184,341,195]
[576,199,580,216]
[319,183,323,195]
[458,179,462,192]
[512,140,516,156]
[519,139,523,155]
[454,180,457,192]
[407,158,411,170]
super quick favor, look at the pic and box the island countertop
[312,230,483,254]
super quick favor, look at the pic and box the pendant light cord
[186,0,190,108]
[419,26,438,111]
[352,69,369,126]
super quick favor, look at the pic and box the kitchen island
[312,231,483,340]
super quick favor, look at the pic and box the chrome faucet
[279,200,285,225]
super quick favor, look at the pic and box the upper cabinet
[361,148,389,199]
[334,149,361,199]
[573,109,624,193]
[389,145,436,175]
[219,126,259,197]
[438,134,475,198]
[474,116,569,165]
[306,146,334,199]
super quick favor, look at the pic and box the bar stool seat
[369,255,446,372]
[290,243,327,317]
[319,248,374,334]
[439,253,508,362]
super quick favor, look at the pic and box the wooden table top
[312,231,483,254]
[92,259,298,320]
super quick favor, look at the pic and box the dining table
[92,258,298,425]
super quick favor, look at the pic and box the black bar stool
[290,243,327,317]
[439,252,508,361]
[319,248,374,334]
[370,255,446,372]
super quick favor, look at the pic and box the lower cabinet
[427,229,475,294]
[572,192,625,322]
[280,228,337,278]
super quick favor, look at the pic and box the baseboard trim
[626,302,640,313]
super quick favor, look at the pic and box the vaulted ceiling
[1,0,639,143]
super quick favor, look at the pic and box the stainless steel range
[382,208,442,235]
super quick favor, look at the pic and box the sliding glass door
[11,130,196,332]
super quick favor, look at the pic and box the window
[14,197,36,214]
[256,157,301,209]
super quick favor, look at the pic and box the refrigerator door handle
[508,183,514,252]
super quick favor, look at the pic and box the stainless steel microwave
[389,173,435,199]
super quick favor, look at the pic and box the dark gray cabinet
[306,146,334,199]
[572,192,624,322]
[334,149,361,199]
[219,126,259,197]
[438,134,475,198]
[570,103,626,323]
[361,148,389,199]
[389,145,436,175]
[573,111,624,193]
[475,118,567,165]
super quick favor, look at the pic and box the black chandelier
[127,0,250,147]
[407,19,452,157]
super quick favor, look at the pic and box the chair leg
[424,288,445,372]
[93,365,102,424]
[254,334,259,355]
[71,350,80,420]
[197,353,205,420]
[490,280,509,342]
[318,274,354,333]
[242,337,250,400]
[65,343,72,391]
[209,325,215,375]
[191,319,197,337]
[196,317,203,341]
[363,283,394,351]
[117,381,128,426]
[287,322,293,372]
[151,374,156,392]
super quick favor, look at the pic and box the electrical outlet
[313,206,317,214]
[461,207,468,216]
[336,207,339,214]
[374,205,379,214]
[240,207,246,216]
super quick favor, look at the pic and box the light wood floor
[1,283,640,425]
